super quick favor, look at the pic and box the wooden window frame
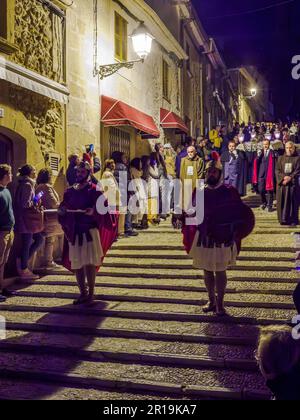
[114,12,128,62]
[0,0,18,55]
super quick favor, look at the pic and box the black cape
[276,153,300,225]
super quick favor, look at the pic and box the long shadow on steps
[0,299,108,400]
[203,322,268,399]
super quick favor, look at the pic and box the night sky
[192,0,300,120]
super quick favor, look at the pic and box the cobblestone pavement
[0,194,297,400]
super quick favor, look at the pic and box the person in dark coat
[66,154,80,186]
[197,138,211,162]
[221,140,247,196]
[256,326,300,400]
[276,141,300,226]
[253,139,277,212]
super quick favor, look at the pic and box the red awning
[160,108,189,134]
[101,95,160,139]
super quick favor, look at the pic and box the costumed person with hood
[58,161,118,306]
[221,140,247,196]
[181,153,255,316]
[252,139,277,212]
[276,141,300,226]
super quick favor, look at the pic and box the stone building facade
[229,67,274,123]
[145,0,237,137]
[0,0,68,195]
[96,0,187,159]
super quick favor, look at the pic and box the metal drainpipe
[200,62,203,135]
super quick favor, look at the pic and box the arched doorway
[0,128,26,277]
[0,133,13,165]
[0,127,26,181]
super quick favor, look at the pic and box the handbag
[24,206,44,234]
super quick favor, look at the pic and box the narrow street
[0,194,297,400]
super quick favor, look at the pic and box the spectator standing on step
[14,165,44,280]
[0,165,15,302]
[66,154,80,187]
[36,169,63,269]
[256,326,300,400]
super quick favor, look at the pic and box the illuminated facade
[0,0,68,195]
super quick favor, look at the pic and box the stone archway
[0,127,27,277]
[0,133,13,165]
[0,126,27,182]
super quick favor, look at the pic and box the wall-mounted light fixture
[95,23,154,80]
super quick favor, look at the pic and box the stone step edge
[110,246,293,252]
[0,368,270,400]
[111,230,294,235]
[106,254,294,262]
[102,263,293,272]
[28,272,298,284]
[0,342,258,371]
[12,291,296,310]
[0,305,291,326]
[5,321,258,346]
[16,280,295,296]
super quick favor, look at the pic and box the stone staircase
[0,195,297,400]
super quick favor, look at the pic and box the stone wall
[65,0,101,158]
[0,0,66,191]
[12,0,64,83]
[99,0,182,153]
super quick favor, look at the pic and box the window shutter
[115,13,122,60]
[0,0,8,39]
[122,17,127,61]
[115,12,128,62]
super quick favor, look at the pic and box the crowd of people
[0,121,300,399]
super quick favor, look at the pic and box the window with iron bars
[109,127,131,159]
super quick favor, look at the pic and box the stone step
[95,267,297,279]
[0,378,193,400]
[119,229,295,235]
[17,277,296,296]
[34,267,298,283]
[103,257,294,269]
[1,302,260,345]
[106,252,294,262]
[102,260,293,271]
[110,244,294,253]
[31,267,299,287]
[0,297,294,324]
[110,234,293,248]
[0,339,258,371]
[0,352,270,399]
[10,284,295,309]
[0,310,261,343]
